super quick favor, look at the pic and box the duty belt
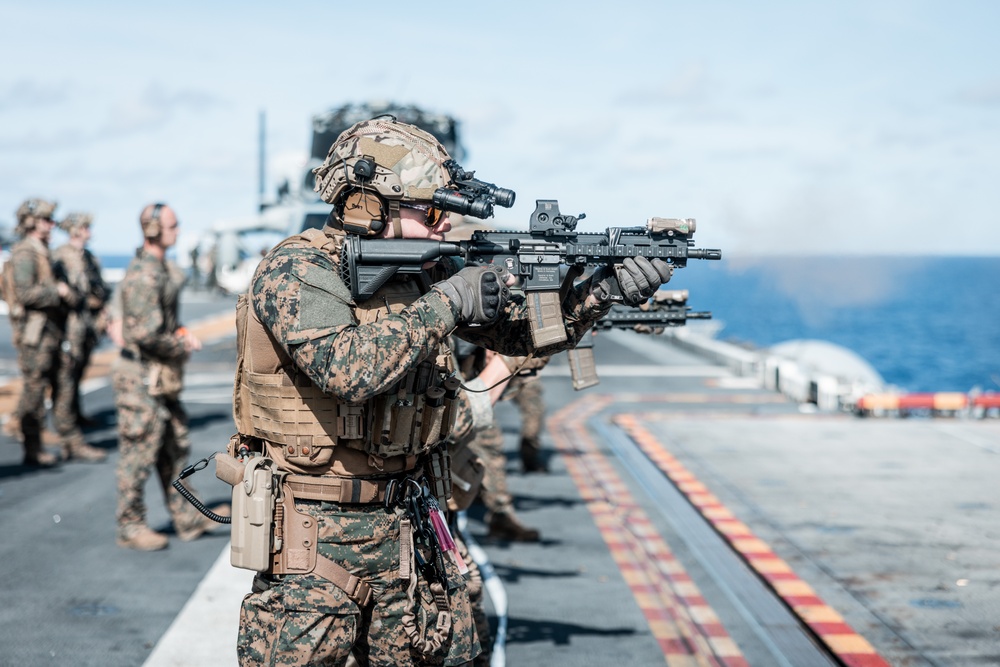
[286,474,401,505]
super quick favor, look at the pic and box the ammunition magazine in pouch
[424,446,452,506]
[231,457,279,572]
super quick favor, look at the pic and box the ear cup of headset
[339,190,387,237]
[142,203,164,239]
[143,218,161,239]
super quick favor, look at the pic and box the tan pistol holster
[229,456,281,572]
[220,450,375,607]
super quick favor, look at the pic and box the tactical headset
[333,157,399,237]
[141,202,167,239]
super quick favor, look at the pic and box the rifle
[342,200,722,347]
[592,301,711,333]
[568,290,712,390]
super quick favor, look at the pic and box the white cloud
[0,80,69,112]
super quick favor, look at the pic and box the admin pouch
[148,361,184,399]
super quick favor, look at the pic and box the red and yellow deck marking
[615,414,891,667]
[549,395,749,666]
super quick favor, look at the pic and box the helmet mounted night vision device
[432,159,515,220]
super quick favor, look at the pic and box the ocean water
[97,253,1000,394]
[677,256,1000,394]
[100,254,136,270]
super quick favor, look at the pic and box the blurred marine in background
[53,212,111,430]
[506,355,551,473]
[112,203,222,551]
[2,198,102,465]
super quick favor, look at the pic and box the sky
[1,0,999,257]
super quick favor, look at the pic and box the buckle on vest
[338,404,365,440]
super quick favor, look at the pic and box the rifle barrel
[688,248,722,260]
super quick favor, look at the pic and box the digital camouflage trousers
[16,328,86,457]
[509,376,545,451]
[238,500,480,667]
[467,423,512,517]
[112,357,202,535]
[62,313,101,423]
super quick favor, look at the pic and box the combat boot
[23,450,59,467]
[488,511,541,542]
[176,504,231,542]
[22,428,59,467]
[62,437,108,463]
[520,437,549,474]
[117,525,169,551]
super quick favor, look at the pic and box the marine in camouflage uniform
[505,355,551,473]
[454,346,541,542]
[233,119,663,667]
[113,203,216,551]
[5,198,96,465]
[53,212,111,451]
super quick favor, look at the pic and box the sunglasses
[399,201,443,228]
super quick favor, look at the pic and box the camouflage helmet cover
[59,211,94,234]
[312,118,453,212]
[15,197,58,234]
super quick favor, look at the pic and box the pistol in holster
[216,453,283,572]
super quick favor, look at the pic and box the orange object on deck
[856,395,900,411]
[932,393,968,411]
[973,394,1000,409]
[857,392,969,413]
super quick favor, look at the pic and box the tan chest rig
[6,239,56,345]
[233,229,460,476]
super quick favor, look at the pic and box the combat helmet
[312,117,453,238]
[15,197,58,236]
[59,211,94,235]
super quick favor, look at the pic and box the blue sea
[100,254,1000,394]
[677,256,1000,394]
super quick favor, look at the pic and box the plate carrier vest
[233,228,458,476]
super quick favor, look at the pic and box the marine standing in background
[456,345,541,542]
[506,355,551,473]
[232,118,668,666]
[447,348,520,666]
[4,198,97,466]
[53,212,111,430]
[112,203,219,551]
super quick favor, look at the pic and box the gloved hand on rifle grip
[437,265,511,325]
[591,256,673,306]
